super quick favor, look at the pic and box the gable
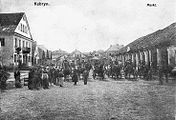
[14,14,33,39]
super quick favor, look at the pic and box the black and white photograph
[0,0,175,119]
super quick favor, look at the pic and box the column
[157,48,161,67]
[136,53,139,70]
[148,50,151,65]
[144,50,148,65]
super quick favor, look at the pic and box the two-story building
[0,12,33,67]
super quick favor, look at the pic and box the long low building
[0,12,33,67]
[116,22,176,71]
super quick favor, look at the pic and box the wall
[0,35,14,66]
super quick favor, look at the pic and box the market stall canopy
[91,56,100,60]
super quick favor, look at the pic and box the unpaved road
[0,78,175,120]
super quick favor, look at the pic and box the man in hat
[72,69,78,85]
[14,68,21,88]
[83,69,89,85]
[28,68,35,90]
[42,68,49,89]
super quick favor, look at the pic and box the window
[14,54,17,62]
[25,26,27,33]
[18,25,20,31]
[21,24,23,32]
[22,25,24,32]
[15,38,18,47]
[29,43,31,48]
[19,39,21,47]
[26,42,28,47]
[0,38,5,46]
[23,41,25,48]
[28,56,30,62]
[23,16,25,21]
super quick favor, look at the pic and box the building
[70,49,85,58]
[106,44,124,56]
[52,49,68,61]
[34,45,52,65]
[116,22,176,72]
[0,12,33,67]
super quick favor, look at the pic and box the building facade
[34,45,52,65]
[116,23,176,72]
[0,12,33,67]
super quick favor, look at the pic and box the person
[48,67,54,86]
[52,67,57,85]
[58,69,64,87]
[28,68,35,90]
[83,69,89,85]
[171,66,176,77]
[14,69,21,88]
[72,69,78,85]
[0,68,10,90]
[42,68,49,89]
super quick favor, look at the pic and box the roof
[106,44,124,52]
[117,22,176,55]
[0,12,24,26]
[0,12,24,34]
[71,49,82,55]
[37,45,48,52]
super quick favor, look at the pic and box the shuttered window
[0,38,5,46]
[15,38,18,47]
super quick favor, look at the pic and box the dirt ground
[0,78,175,120]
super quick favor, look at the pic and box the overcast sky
[0,0,175,52]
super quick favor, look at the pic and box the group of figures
[27,59,91,90]
[88,57,176,85]
[1,57,176,91]
[101,58,176,84]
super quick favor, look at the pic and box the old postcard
[0,0,175,120]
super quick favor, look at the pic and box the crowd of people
[26,59,91,90]
[0,57,176,91]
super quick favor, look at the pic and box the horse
[124,61,137,79]
[62,60,72,81]
[110,64,122,79]
[92,64,104,80]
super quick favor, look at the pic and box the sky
[0,0,175,52]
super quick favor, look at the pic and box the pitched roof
[71,49,82,55]
[117,22,176,55]
[0,12,24,34]
[0,12,24,25]
[106,44,124,52]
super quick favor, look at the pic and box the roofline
[0,12,25,14]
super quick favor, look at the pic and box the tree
[42,51,46,65]
[50,52,52,60]
[46,50,49,59]
[42,51,45,59]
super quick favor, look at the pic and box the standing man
[72,69,78,85]
[14,69,21,88]
[58,69,64,87]
[28,68,35,90]
[83,69,89,85]
[42,68,49,89]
